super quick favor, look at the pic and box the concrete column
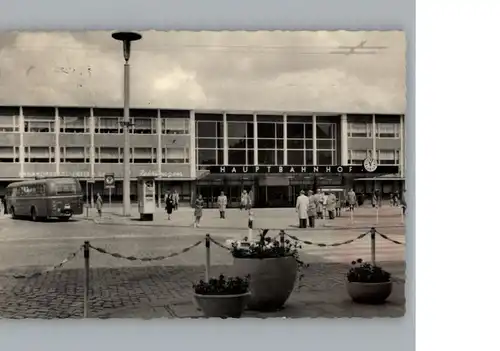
[253,113,258,165]
[157,109,162,174]
[89,108,95,180]
[19,106,25,178]
[340,114,348,165]
[89,108,95,207]
[283,114,288,165]
[189,110,196,179]
[55,107,60,174]
[400,114,404,177]
[372,114,377,160]
[223,112,228,164]
[157,109,162,207]
[312,114,317,165]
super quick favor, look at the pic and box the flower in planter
[230,229,309,286]
[193,274,250,295]
[346,259,391,283]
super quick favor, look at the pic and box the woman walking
[95,193,103,218]
[193,194,204,228]
[164,191,174,220]
[240,190,251,211]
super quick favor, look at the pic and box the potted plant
[193,275,251,318]
[230,230,307,311]
[345,258,393,304]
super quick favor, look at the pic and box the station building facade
[0,106,405,207]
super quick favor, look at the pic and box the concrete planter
[233,256,297,311]
[346,280,393,304]
[193,292,250,318]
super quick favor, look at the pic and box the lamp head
[111,32,142,62]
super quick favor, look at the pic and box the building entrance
[195,173,345,208]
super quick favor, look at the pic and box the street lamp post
[112,31,142,217]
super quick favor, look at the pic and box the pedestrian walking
[394,191,400,207]
[173,190,180,210]
[217,191,228,219]
[307,190,317,228]
[347,188,356,211]
[95,193,103,217]
[164,191,174,220]
[240,190,251,210]
[193,194,203,228]
[372,189,382,208]
[400,190,407,215]
[2,196,7,215]
[295,190,309,228]
[326,192,336,219]
[248,209,254,229]
[315,190,324,219]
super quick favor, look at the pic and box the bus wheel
[30,207,38,222]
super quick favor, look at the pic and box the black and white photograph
[0,30,406,319]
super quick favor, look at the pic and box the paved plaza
[0,206,406,319]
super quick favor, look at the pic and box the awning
[354,174,405,181]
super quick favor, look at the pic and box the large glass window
[0,108,18,132]
[316,122,336,165]
[286,121,314,165]
[227,121,254,165]
[196,120,223,168]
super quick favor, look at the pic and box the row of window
[0,146,190,164]
[195,120,337,139]
[348,149,401,165]
[196,149,337,166]
[348,122,401,138]
[0,117,190,134]
[195,138,337,150]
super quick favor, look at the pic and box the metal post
[83,241,90,318]
[370,227,376,266]
[205,234,211,282]
[108,188,111,207]
[123,61,131,217]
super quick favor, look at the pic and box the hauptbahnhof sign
[209,165,399,174]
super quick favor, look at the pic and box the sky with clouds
[0,31,406,114]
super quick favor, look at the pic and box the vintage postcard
[0,30,406,319]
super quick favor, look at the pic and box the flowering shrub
[230,229,309,285]
[346,258,391,283]
[193,275,250,295]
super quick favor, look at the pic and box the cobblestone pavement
[0,207,406,319]
[0,262,405,319]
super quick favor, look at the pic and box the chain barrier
[88,240,203,262]
[375,230,405,245]
[209,237,232,251]
[12,246,83,279]
[284,230,370,247]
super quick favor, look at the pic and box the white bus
[5,177,84,221]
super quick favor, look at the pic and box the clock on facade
[363,157,378,172]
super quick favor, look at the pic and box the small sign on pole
[104,174,115,207]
